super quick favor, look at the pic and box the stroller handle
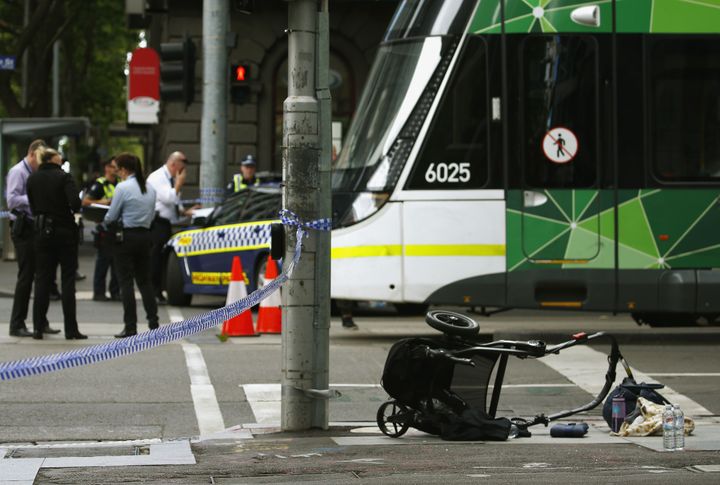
[523,331,625,427]
[425,347,476,367]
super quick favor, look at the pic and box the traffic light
[160,37,196,106]
[230,63,252,105]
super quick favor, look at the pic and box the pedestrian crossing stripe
[169,219,279,257]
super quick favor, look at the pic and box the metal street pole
[282,0,332,430]
[200,0,229,203]
[52,41,60,117]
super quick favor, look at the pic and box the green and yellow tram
[330,0,720,325]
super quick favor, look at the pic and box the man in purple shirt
[6,139,58,337]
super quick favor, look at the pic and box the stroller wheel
[377,400,411,438]
[425,310,479,337]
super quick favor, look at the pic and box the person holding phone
[146,151,194,303]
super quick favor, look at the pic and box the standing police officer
[104,153,158,337]
[227,154,261,194]
[27,148,86,340]
[82,157,120,301]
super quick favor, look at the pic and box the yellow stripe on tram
[331,244,506,259]
[331,245,403,259]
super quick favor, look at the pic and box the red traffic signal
[232,64,249,82]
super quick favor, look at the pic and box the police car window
[239,191,282,222]
[210,191,250,225]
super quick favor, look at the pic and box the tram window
[405,35,488,190]
[521,36,598,188]
[650,37,720,182]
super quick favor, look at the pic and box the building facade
[134,0,397,193]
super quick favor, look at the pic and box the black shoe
[342,317,359,330]
[66,332,88,340]
[92,294,109,302]
[75,271,86,281]
[32,331,43,340]
[149,322,159,330]
[110,293,122,301]
[9,328,33,337]
[43,326,61,334]
[114,328,137,338]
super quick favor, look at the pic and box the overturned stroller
[377,310,629,441]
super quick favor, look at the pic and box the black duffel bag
[602,376,670,427]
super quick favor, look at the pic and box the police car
[164,185,282,306]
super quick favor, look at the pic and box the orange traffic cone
[256,255,282,334]
[221,256,257,337]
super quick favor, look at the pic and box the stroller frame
[377,310,631,438]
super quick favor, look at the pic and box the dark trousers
[93,235,119,297]
[114,229,158,330]
[33,230,79,335]
[10,225,47,332]
[150,217,172,297]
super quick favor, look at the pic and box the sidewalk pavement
[5,420,720,484]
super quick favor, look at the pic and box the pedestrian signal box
[230,63,252,105]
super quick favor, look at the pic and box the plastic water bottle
[508,423,519,439]
[662,404,675,451]
[673,405,685,451]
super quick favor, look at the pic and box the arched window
[272,51,356,167]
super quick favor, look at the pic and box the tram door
[517,34,607,266]
[502,4,618,309]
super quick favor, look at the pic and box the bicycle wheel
[425,310,479,337]
[376,400,411,438]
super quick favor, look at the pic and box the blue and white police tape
[0,212,329,381]
[279,209,331,233]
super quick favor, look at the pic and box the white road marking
[647,373,720,377]
[243,384,281,424]
[170,306,226,437]
[242,383,581,425]
[538,346,714,416]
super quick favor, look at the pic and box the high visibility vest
[96,176,116,199]
[232,174,260,192]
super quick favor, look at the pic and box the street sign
[0,55,16,71]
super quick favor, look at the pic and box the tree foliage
[0,0,135,134]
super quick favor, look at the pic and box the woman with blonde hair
[26,147,86,339]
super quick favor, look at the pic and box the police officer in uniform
[103,153,158,337]
[27,148,86,340]
[227,154,261,193]
[82,158,120,301]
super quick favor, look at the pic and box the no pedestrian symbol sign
[542,127,578,164]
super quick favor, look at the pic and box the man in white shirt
[146,151,189,303]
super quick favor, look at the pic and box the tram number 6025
[424,162,471,183]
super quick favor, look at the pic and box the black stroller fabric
[440,409,512,441]
[381,338,510,441]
